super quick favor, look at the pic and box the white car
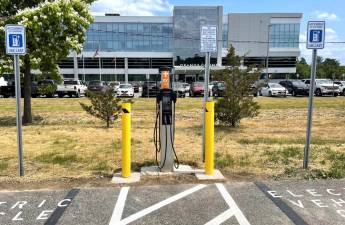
[304,79,340,96]
[0,77,7,87]
[260,83,287,97]
[57,80,87,98]
[109,81,121,92]
[334,81,345,96]
[117,83,134,97]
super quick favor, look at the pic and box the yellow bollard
[205,101,215,175]
[121,102,131,178]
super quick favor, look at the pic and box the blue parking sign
[5,25,26,55]
[306,21,325,49]
[9,34,23,48]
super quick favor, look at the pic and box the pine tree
[214,45,260,127]
[80,89,122,128]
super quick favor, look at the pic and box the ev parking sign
[306,21,325,49]
[5,25,26,55]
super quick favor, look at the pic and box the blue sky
[91,0,345,64]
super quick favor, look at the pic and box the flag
[93,47,99,58]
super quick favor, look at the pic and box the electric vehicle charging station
[154,67,180,172]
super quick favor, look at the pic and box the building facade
[58,6,302,82]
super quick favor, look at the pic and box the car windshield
[182,83,189,88]
[217,82,225,87]
[89,81,102,86]
[317,80,332,85]
[292,81,305,86]
[119,84,131,89]
[64,81,78,85]
[269,83,282,88]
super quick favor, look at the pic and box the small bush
[80,89,122,128]
[91,161,110,171]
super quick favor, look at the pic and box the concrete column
[73,51,78,80]
[217,6,223,67]
[125,57,128,83]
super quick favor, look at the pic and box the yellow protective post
[205,101,215,175]
[121,102,131,178]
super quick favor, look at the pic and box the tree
[80,90,122,128]
[213,45,260,127]
[0,0,94,124]
[296,57,310,79]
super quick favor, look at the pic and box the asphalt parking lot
[0,180,345,225]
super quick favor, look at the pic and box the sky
[90,0,345,65]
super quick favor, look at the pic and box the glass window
[270,23,299,48]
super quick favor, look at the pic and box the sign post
[304,21,325,169]
[200,25,217,162]
[5,24,26,176]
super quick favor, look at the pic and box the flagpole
[98,43,102,81]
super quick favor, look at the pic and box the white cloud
[90,0,172,16]
[300,28,345,64]
[313,11,339,21]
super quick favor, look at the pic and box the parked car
[0,77,7,87]
[333,81,345,96]
[57,80,87,98]
[303,79,340,96]
[130,82,143,93]
[260,83,287,97]
[36,79,57,98]
[117,83,134,97]
[279,80,309,96]
[172,82,187,98]
[108,81,121,93]
[181,83,191,96]
[190,82,205,97]
[142,81,159,97]
[1,80,39,98]
[212,82,226,97]
[87,80,110,95]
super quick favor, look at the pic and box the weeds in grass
[90,161,110,171]
[215,152,235,169]
[326,151,345,179]
[238,138,344,146]
[263,146,303,165]
[35,152,79,166]
[0,161,8,172]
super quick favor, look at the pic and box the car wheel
[76,91,81,98]
[58,94,64,98]
[333,93,338,97]
[315,89,322,96]
[343,90,345,96]
[268,91,272,97]
[292,90,296,96]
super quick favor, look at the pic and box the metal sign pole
[14,54,24,176]
[202,52,210,162]
[303,49,317,169]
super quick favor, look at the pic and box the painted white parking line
[216,183,251,225]
[204,208,235,225]
[109,187,129,225]
[112,184,206,225]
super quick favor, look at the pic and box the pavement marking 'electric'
[110,184,206,225]
[216,183,251,225]
[44,188,80,225]
[109,187,129,224]
[255,182,308,225]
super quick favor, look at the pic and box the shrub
[213,45,260,127]
[80,89,122,128]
